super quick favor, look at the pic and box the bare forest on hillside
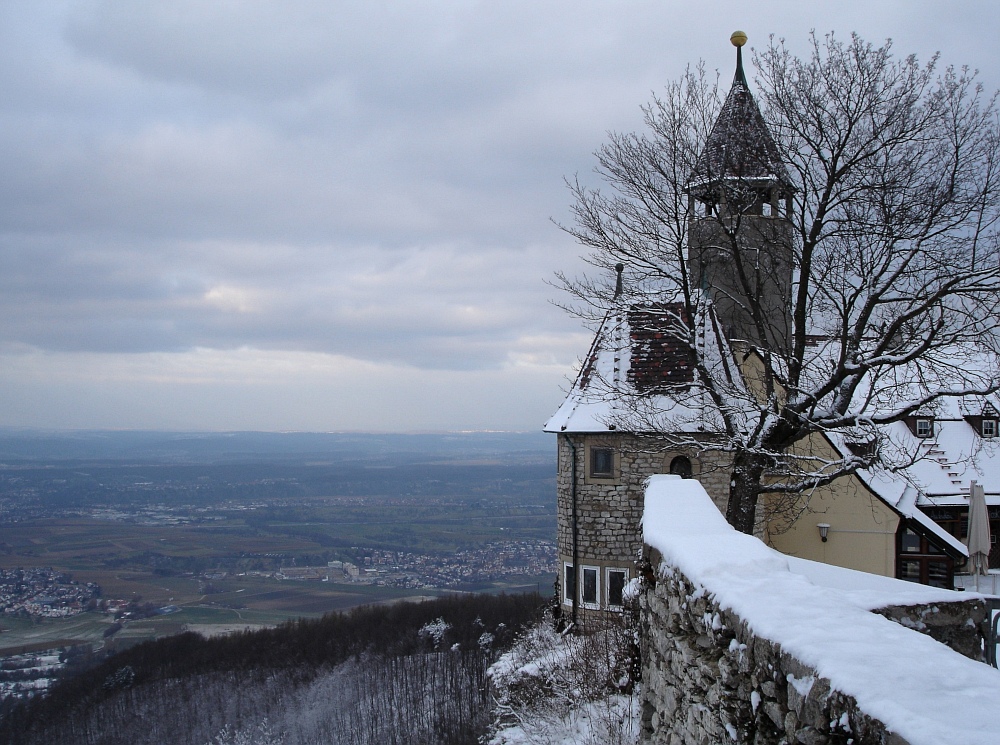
[0,593,545,745]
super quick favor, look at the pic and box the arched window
[669,456,692,478]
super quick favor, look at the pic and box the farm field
[0,573,547,653]
[0,430,558,652]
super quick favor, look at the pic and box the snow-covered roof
[642,475,997,745]
[892,417,1000,501]
[832,459,969,558]
[545,301,977,556]
[543,303,733,434]
[828,410,1000,556]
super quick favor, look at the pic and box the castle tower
[545,33,794,626]
[546,35,975,616]
[686,32,794,350]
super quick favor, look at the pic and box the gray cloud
[1,1,998,429]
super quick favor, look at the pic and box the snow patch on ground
[490,696,639,745]
[487,622,640,745]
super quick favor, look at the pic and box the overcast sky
[2,1,998,432]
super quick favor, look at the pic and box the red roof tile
[627,304,695,392]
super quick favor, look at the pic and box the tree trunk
[726,451,766,534]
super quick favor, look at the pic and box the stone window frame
[606,567,628,609]
[668,455,693,477]
[580,564,600,610]
[585,442,619,484]
[661,451,702,478]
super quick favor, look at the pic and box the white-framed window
[580,565,600,609]
[606,568,628,608]
[563,562,576,605]
[983,419,997,438]
[916,419,932,438]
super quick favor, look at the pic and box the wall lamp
[817,523,831,542]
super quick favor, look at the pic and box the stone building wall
[555,433,732,618]
[639,545,988,745]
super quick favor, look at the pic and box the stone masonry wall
[556,433,731,564]
[873,601,986,661]
[641,551,896,744]
[555,433,732,617]
[638,546,988,745]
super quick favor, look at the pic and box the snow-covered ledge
[639,475,997,745]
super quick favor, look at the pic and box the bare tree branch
[558,32,1000,533]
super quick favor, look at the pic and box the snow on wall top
[642,474,998,745]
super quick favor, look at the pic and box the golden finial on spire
[730,31,749,88]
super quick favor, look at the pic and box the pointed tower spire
[685,32,795,350]
[688,31,788,190]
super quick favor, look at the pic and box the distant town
[0,538,556,701]
[1,537,556,622]
[267,539,554,589]
[0,568,100,619]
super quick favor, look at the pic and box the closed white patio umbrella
[967,480,991,590]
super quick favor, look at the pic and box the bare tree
[558,32,1000,533]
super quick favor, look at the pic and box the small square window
[983,419,997,438]
[607,569,627,608]
[915,419,932,438]
[590,447,614,478]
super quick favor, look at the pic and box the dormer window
[846,441,876,458]
[981,403,998,438]
[915,419,933,438]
